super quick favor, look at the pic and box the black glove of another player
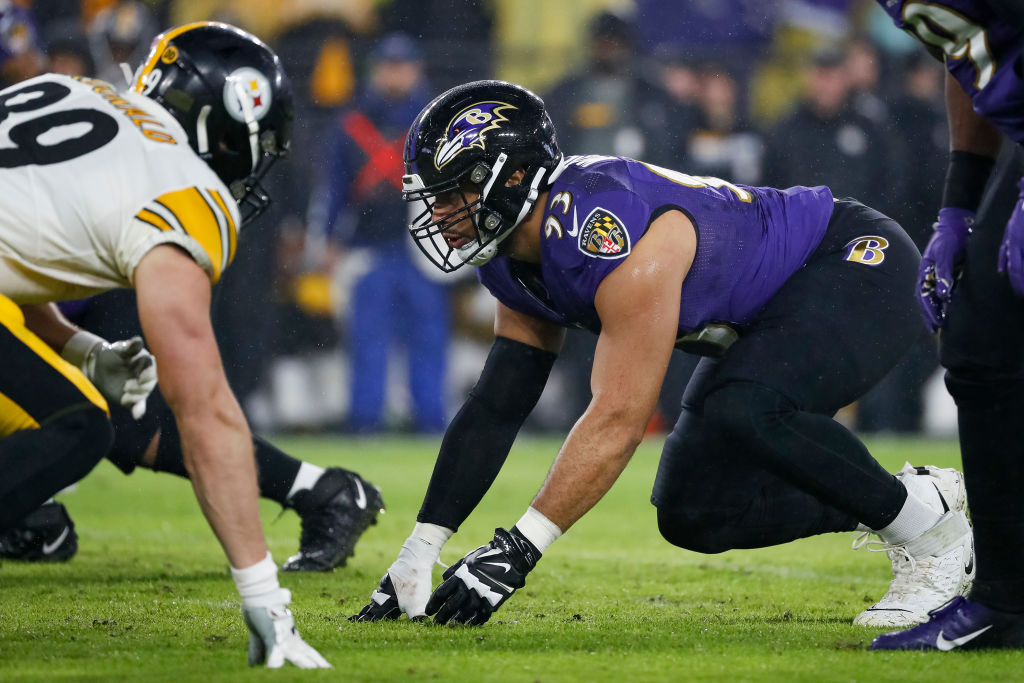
[425,527,540,626]
[348,573,402,622]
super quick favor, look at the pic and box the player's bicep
[494,300,564,353]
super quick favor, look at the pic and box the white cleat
[853,463,975,628]
[896,462,967,517]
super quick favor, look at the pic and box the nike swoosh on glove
[425,527,540,626]
[242,588,331,669]
[916,207,974,332]
[998,177,1024,296]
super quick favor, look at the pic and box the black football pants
[653,198,921,552]
[0,296,112,530]
[940,143,1024,613]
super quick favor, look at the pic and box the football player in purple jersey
[349,80,975,630]
[868,0,1024,651]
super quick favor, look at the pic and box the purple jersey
[878,0,1024,143]
[477,155,834,337]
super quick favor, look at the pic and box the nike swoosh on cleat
[932,482,950,513]
[41,527,70,555]
[353,478,367,510]
[936,625,992,650]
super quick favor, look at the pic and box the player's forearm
[174,388,267,569]
[531,404,646,531]
[946,71,1002,158]
[417,336,556,530]
[20,303,78,352]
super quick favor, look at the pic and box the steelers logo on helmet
[223,66,273,123]
[434,101,516,170]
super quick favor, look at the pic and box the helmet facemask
[405,152,550,272]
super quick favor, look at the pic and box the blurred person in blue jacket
[308,33,449,434]
[0,0,43,86]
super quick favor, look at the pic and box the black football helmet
[403,80,561,272]
[131,22,293,226]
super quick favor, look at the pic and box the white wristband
[61,330,105,368]
[515,506,562,553]
[230,551,280,600]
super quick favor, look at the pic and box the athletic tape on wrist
[515,506,562,554]
[412,522,453,548]
[230,551,280,599]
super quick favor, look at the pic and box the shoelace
[852,532,952,598]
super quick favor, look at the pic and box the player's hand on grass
[916,207,974,332]
[242,588,331,669]
[64,331,157,418]
[425,527,540,626]
[997,177,1024,296]
[350,536,441,621]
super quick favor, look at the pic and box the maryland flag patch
[578,207,630,259]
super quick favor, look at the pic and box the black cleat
[0,501,78,562]
[282,468,384,572]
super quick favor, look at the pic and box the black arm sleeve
[942,150,996,211]
[417,336,558,530]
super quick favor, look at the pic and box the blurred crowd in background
[0,0,957,436]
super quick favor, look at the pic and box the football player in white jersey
[0,22,330,668]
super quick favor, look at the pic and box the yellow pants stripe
[0,296,108,437]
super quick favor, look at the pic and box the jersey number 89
[0,80,118,168]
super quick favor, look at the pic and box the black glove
[425,527,540,626]
[349,574,402,622]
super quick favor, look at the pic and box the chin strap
[460,163,550,267]
[227,76,261,172]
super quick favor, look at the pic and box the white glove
[242,588,331,669]
[350,536,441,621]
[63,331,157,419]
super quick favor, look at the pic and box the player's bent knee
[656,507,734,554]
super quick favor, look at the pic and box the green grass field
[2,435,1022,682]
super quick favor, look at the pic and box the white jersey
[0,73,241,304]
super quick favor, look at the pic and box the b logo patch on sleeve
[578,207,630,259]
